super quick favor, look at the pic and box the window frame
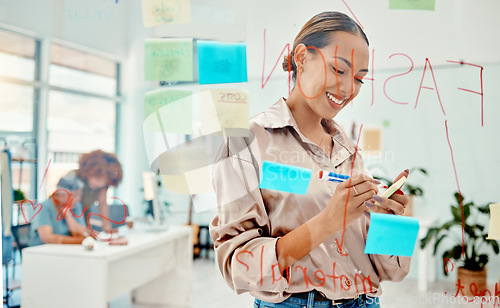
[0,24,122,201]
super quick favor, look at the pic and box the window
[45,43,119,196]
[0,29,36,81]
[0,29,38,209]
[0,28,120,207]
[0,82,34,132]
[49,43,117,96]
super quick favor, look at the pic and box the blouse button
[345,279,352,287]
[337,246,348,254]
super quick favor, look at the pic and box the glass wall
[0,28,120,223]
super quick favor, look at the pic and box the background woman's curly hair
[77,150,123,187]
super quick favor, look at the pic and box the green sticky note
[389,0,436,11]
[145,89,192,119]
[144,38,193,81]
[389,0,435,10]
[143,89,193,134]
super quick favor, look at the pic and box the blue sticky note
[259,161,311,195]
[365,213,420,257]
[197,40,247,84]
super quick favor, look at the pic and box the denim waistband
[255,291,379,308]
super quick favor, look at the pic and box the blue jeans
[254,292,380,308]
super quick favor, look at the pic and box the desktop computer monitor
[142,171,166,226]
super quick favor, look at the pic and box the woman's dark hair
[282,11,369,81]
[77,150,123,187]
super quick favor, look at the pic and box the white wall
[0,0,128,57]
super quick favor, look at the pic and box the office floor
[4,255,499,307]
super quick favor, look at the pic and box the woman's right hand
[321,174,379,234]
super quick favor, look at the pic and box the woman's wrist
[319,206,339,235]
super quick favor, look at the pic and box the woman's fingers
[393,169,409,185]
[349,181,379,198]
[389,193,409,207]
[340,174,380,189]
[371,195,405,215]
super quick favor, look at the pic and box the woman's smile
[326,91,348,110]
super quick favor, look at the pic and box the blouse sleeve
[209,136,290,295]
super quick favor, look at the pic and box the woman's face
[295,31,369,119]
[87,176,108,190]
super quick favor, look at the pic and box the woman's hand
[321,174,380,234]
[365,169,410,215]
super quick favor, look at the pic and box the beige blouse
[209,98,411,303]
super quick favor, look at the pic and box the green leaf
[454,192,463,206]
[464,225,478,240]
[463,203,471,221]
[433,234,447,255]
[478,204,491,214]
[441,220,461,231]
[420,228,438,249]
[488,240,500,254]
[451,205,462,222]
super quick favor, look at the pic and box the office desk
[21,225,192,308]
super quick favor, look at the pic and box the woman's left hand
[366,169,410,215]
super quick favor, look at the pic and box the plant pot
[457,267,487,297]
[403,195,413,216]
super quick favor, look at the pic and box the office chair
[11,223,31,261]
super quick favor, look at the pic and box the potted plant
[373,167,427,216]
[420,192,499,297]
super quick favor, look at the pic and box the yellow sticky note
[184,166,214,194]
[158,148,211,195]
[161,174,189,194]
[200,90,222,135]
[487,203,500,240]
[142,0,191,27]
[201,89,249,137]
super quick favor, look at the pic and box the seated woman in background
[74,150,123,233]
[28,172,91,246]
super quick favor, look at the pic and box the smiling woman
[210,11,411,308]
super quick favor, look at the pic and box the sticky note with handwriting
[259,161,311,195]
[200,89,249,137]
[144,38,193,81]
[389,0,435,11]
[487,203,500,240]
[145,89,192,118]
[143,89,192,134]
[197,40,247,84]
[141,0,191,27]
[365,213,420,257]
